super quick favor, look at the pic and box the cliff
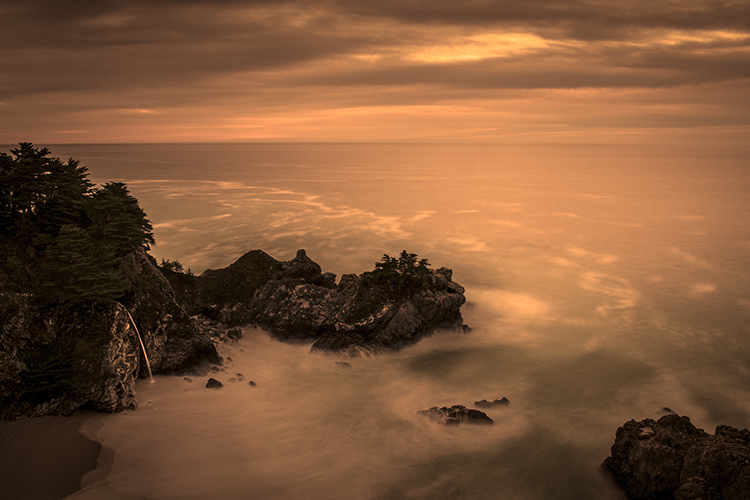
[0,249,220,419]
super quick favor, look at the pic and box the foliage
[34,225,129,305]
[159,258,184,273]
[0,143,155,303]
[364,250,430,295]
[87,182,154,257]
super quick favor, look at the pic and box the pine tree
[35,225,128,305]
[87,182,155,257]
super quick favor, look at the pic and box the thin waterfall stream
[124,308,155,383]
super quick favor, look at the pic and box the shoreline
[0,411,103,500]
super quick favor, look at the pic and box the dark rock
[602,414,750,500]
[0,248,221,420]
[201,249,468,355]
[226,327,242,340]
[191,250,284,313]
[248,381,256,387]
[474,398,510,408]
[335,362,352,368]
[183,377,192,383]
[205,378,223,389]
[418,405,494,426]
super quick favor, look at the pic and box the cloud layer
[1,0,748,143]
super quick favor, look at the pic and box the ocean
[25,142,750,499]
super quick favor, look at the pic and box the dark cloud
[1,0,748,142]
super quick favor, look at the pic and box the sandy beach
[0,411,102,500]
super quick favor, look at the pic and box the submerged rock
[602,414,750,500]
[474,398,510,408]
[418,405,494,426]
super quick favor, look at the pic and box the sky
[1,0,749,144]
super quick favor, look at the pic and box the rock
[183,377,192,383]
[602,414,750,500]
[119,249,221,377]
[197,249,468,355]
[0,298,139,418]
[474,398,510,408]
[335,362,352,368]
[226,327,242,340]
[0,248,221,420]
[248,381,256,387]
[205,378,223,389]
[418,405,494,426]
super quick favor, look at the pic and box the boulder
[205,378,223,389]
[418,405,494,426]
[602,414,750,500]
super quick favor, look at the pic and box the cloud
[1,0,749,143]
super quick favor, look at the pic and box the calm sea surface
[31,143,750,499]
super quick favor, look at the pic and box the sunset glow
[1,0,748,144]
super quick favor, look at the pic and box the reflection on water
[58,143,750,499]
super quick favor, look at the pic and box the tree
[87,182,155,257]
[0,143,92,239]
[34,225,129,305]
[365,250,430,294]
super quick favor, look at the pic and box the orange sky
[1,0,749,144]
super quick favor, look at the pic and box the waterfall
[124,308,155,383]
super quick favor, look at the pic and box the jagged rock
[120,249,221,377]
[205,378,223,389]
[226,327,242,340]
[0,298,139,418]
[0,248,221,420]
[418,405,494,426]
[602,414,750,500]
[474,398,510,408]
[194,249,468,355]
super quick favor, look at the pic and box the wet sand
[0,411,102,500]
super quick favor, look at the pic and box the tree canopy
[0,143,155,304]
[364,250,430,294]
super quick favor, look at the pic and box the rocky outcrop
[0,249,221,420]
[120,249,221,376]
[602,414,750,500]
[191,249,468,355]
[0,298,139,418]
[418,405,494,426]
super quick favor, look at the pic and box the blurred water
[51,142,750,499]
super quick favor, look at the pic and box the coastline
[0,411,102,500]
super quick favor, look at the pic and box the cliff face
[188,249,468,355]
[602,414,750,500]
[0,249,220,420]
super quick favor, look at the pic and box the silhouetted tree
[365,250,430,294]
[34,225,128,305]
[87,182,155,258]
